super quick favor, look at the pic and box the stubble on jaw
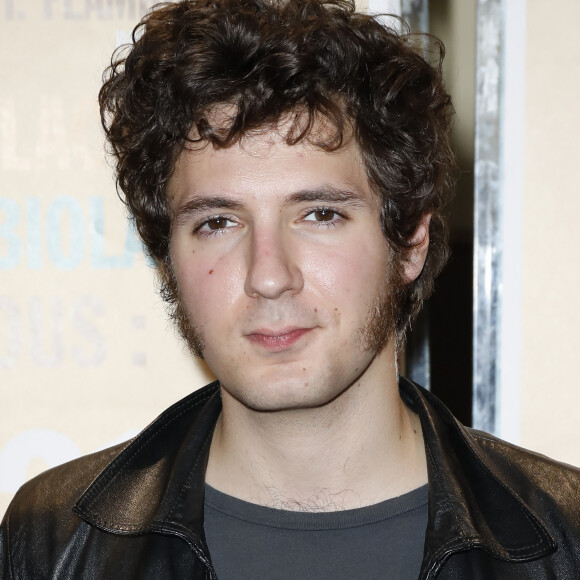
[355,250,403,357]
[158,259,206,358]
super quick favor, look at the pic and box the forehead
[168,128,374,210]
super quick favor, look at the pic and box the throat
[205,388,427,511]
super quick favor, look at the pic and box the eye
[303,209,340,223]
[195,216,238,236]
[205,217,234,230]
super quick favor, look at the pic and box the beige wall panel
[0,1,213,517]
[521,0,580,465]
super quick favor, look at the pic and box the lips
[245,327,312,352]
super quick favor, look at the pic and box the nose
[244,228,303,299]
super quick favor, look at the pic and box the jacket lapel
[399,378,556,576]
[74,382,222,541]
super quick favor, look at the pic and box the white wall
[519,0,580,465]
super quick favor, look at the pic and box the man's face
[168,128,398,412]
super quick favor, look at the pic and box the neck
[205,343,427,511]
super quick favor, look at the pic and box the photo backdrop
[0,0,213,516]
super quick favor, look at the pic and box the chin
[220,372,354,414]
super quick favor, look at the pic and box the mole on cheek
[208,269,214,275]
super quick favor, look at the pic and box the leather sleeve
[0,502,14,580]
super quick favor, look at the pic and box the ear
[402,213,431,283]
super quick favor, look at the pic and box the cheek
[173,249,243,319]
[304,244,383,300]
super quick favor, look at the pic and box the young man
[1,1,579,578]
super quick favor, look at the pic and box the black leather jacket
[1,378,579,579]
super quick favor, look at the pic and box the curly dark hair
[99,0,455,342]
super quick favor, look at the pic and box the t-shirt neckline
[204,483,428,531]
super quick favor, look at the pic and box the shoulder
[2,442,128,544]
[403,377,580,511]
[468,428,580,525]
[468,427,580,485]
[2,382,222,545]
[3,381,222,534]
[402,378,580,539]
[0,442,129,577]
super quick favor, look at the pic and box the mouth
[245,327,313,352]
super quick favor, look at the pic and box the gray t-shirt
[204,483,428,579]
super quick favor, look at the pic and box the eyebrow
[173,185,368,225]
[284,185,368,208]
[173,196,244,226]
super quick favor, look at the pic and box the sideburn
[157,260,206,358]
[357,259,405,356]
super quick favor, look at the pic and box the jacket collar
[399,378,556,572]
[74,382,222,540]
[75,378,555,565]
